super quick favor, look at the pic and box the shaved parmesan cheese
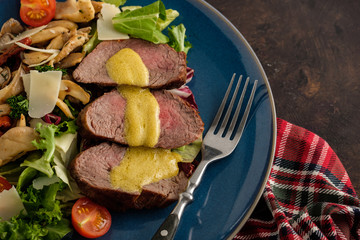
[28,70,62,118]
[97,3,129,40]
[14,42,59,54]
[15,42,59,67]
[0,186,26,221]
[5,25,47,45]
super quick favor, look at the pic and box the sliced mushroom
[55,0,96,23]
[0,66,11,88]
[46,20,78,31]
[56,98,75,119]
[0,64,24,104]
[91,1,103,14]
[30,26,69,45]
[46,34,65,50]
[0,18,24,38]
[58,52,85,68]
[23,52,52,66]
[59,79,90,104]
[0,126,39,167]
[0,19,24,51]
[0,33,13,52]
[0,104,10,116]
[77,27,91,35]
[51,31,89,64]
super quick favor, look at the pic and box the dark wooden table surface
[206,0,360,194]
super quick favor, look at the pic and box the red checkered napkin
[234,118,360,240]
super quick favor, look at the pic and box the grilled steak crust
[69,142,189,211]
[78,89,204,149]
[73,39,187,89]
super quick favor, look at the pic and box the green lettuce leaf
[82,30,101,55]
[54,120,77,136]
[112,0,170,44]
[45,219,71,240]
[0,183,71,240]
[101,0,127,7]
[173,138,202,162]
[21,124,57,177]
[157,9,179,30]
[168,24,192,54]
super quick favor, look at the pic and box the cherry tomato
[0,177,12,193]
[71,197,112,239]
[20,0,56,27]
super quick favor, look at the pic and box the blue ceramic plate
[0,0,276,239]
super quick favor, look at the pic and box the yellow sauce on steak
[106,48,149,86]
[118,85,160,147]
[110,147,182,192]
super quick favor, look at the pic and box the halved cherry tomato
[71,197,112,239]
[0,177,12,193]
[20,0,56,27]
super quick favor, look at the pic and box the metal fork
[152,74,258,240]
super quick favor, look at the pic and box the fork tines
[212,74,258,141]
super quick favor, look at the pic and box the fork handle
[152,160,209,240]
[151,214,179,240]
[152,184,195,240]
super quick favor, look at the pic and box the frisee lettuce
[0,182,71,240]
[20,121,77,178]
[168,24,192,54]
[20,124,57,177]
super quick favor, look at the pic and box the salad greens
[113,0,169,44]
[0,182,71,240]
[6,95,29,119]
[0,122,79,239]
[82,21,101,55]
[168,24,192,54]
[173,138,202,162]
[101,0,127,7]
[112,0,191,53]
[21,124,58,178]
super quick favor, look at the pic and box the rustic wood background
[206,0,360,194]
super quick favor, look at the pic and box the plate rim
[192,1,277,238]
[0,0,277,238]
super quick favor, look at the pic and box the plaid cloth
[235,118,360,240]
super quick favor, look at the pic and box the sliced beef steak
[78,89,204,149]
[69,142,189,211]
[73,39,187,89]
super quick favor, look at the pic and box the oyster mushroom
[0,18,24,37]
[0,126,39,167]
[0,18,24,51]
[56,98,75,119]
[58,52,85,68]
[59,80,90,104]
[51,31,89,64]
[0,66,11,88]
[0,64,24,104]
[55,0,96,23]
